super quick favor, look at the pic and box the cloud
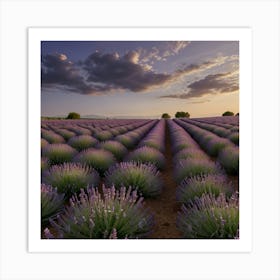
[41,50,238,96]
[83,51,173,92]
[188,99,210,104]
[140,41,190,63]
[41,53,108,95]
[161,71,239,99]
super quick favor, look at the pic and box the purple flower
[68,135,98,151]
[104,161,163,197]
[126,146,165,170]
[74,148,116,176]
[177,192,239,238]
[42,162,100,197]
[42,143,78,165]
[46,185,154,239]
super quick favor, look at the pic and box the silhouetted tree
[222,111,234,116]
[175,111,190,118]
[161,113,171,119]
[66,112,81,119]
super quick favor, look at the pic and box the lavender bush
[41,130,65,144]
[74,148,116,176]
[177,192,239,238]
[46,186,154,239]
[41,183,64,227]
[42,144,78,165]
[55,129,76,141]
[218,146,239,175]
[228,132,239,146]
[126,146,165,170]
[41,157,49,173]
[174,158,219,184]
[94,130,113,141]
[138,120,165,152]
[176,174,232,205]
[68,135,98,151]
[115,135,136,149]
[42,162,100,197]
[104,162,163,197]
[202,136,230,157]
[173,147,206,164]
[98,140,128,161]
[69,126,92,135]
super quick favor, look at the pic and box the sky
[41,41,239,118]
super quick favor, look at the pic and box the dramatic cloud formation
[41,45,238,96]
[83,51,172,92]
[41,53,111,94]
[161,71,239,99]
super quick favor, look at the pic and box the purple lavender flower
[174,158,219,184]
[46,186,154,239]
[74,148,116,176]
[228,132,239,146]
[126,146,166,170]
[104,161,163,197]
[173,147,207,164]
[42,143,78,165]
[68,135,98,151]
[138,120,165,152]
[43,228,54,239]
[42,162,100,197]
[41,183,65,227]
[94,130,113,141]
[177,192,239,238]
[54,129,76,141]
[115,135,136,149]
[218,146,239,175]
[176,174,233,205]
[68,126,92,135]
[41,129,65,144]
[98,140,128,161]
[41,157,49,173]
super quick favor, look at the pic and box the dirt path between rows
[145,121,182,238]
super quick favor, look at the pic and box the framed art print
[1,1,280,279]
[28,27,252,253]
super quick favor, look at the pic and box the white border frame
[1,1,279,279]
[28,27,252,253]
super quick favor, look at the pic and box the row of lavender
[175,118,239,176]
[41,119,166,239]
[41,117,239,239]
[168,119,239,238]
[183,119,239,145]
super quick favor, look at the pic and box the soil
[144,122,183,238]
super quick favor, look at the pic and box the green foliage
[74,148,117,176]
[222,111,234,116]
[126,146,165,170]
[176,174,233,206]
[218,146,239,175]
[161,113,171,119]
[104,162,163,198]
[41,184,65,228]
[47,186,154,239]
[177,192,239,239]
[42,144,77,165]
[66,112,81,119]
[175,111,190,118]
[42,163,100,198]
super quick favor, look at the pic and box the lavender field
[41,116,239,239]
